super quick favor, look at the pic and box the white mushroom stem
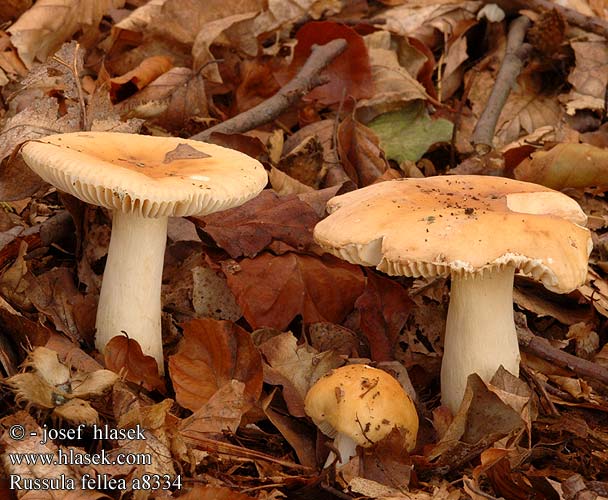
[95,210,168,373]
[325,432,359,468]
[440,265,520,413]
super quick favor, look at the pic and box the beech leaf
[168,318,263,412]
[196,190,320,258]
[223,252,365,330]
[104,335,166,393]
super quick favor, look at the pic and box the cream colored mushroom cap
[313,176,592,293]
[304,364,418,450]
[21,132,267,217]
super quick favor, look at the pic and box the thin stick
[191,39,348,141]
[515,313,608,386]
[471,16,531,154]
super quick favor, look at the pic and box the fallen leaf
[8,0,125,68]
[191,265,242,321]
[104,334,166,392]
[179,379,247,438]
[258,331,343,417]
[281,21,373,106]
[514,143,608,190]
[356,270,414,362]
[223,252,365,330]
[565,40,608,115]
[368,101,453,163]
[196,190,319,258]
[168,318,263,411]
[337,115,389,187]
[110,55,173,103]
[276,135,326,188]
[357,30,429,122]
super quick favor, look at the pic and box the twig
[515,313,608,386]
[520,362,560,416]
[471,16,531,154]
[191,39,348,141]
[492,0,608,39]
[181,435,312,471]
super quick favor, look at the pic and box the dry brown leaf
[277,135,325,188]
[191,266,242,321]
[469,69,562,148]
[337,115,389,187]
[1,412,80,492]
[0,96,80,200]
[196,190,319,258]
[115,67,207,127]
[104,335,166,393]
[258,331,343,417]
[179,380,248,439]
[26,267,96,344]
[109,55,173,103]
[268,166,314,196]
[565,40,608,115]
[263,399,317,467]
[192,11,260,83]
[223,252,365,330]
[355,270,414,362]
[357,30,429,122]
[168,318,263,411]
[8,0,125,68]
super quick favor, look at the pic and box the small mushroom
[313,176,592,413]
[304,364,418,466]
[21,132,267,373]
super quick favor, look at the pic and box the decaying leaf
[169,318,263,411]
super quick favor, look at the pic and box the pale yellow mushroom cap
[313,176,591,293]
[304,364,418,451]
[21,132,268,217]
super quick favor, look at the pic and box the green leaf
[369,102,453,163]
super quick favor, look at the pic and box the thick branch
[471,16,531,154]
[515,313,608,386]
[191,39,348,142]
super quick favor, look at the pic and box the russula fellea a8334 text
[313,176,592,413]
[21,132,267,373]
[304,364,418,466]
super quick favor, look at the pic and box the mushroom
[304,364,418,466]
[313,176,592,413]
[21,132,267,373]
